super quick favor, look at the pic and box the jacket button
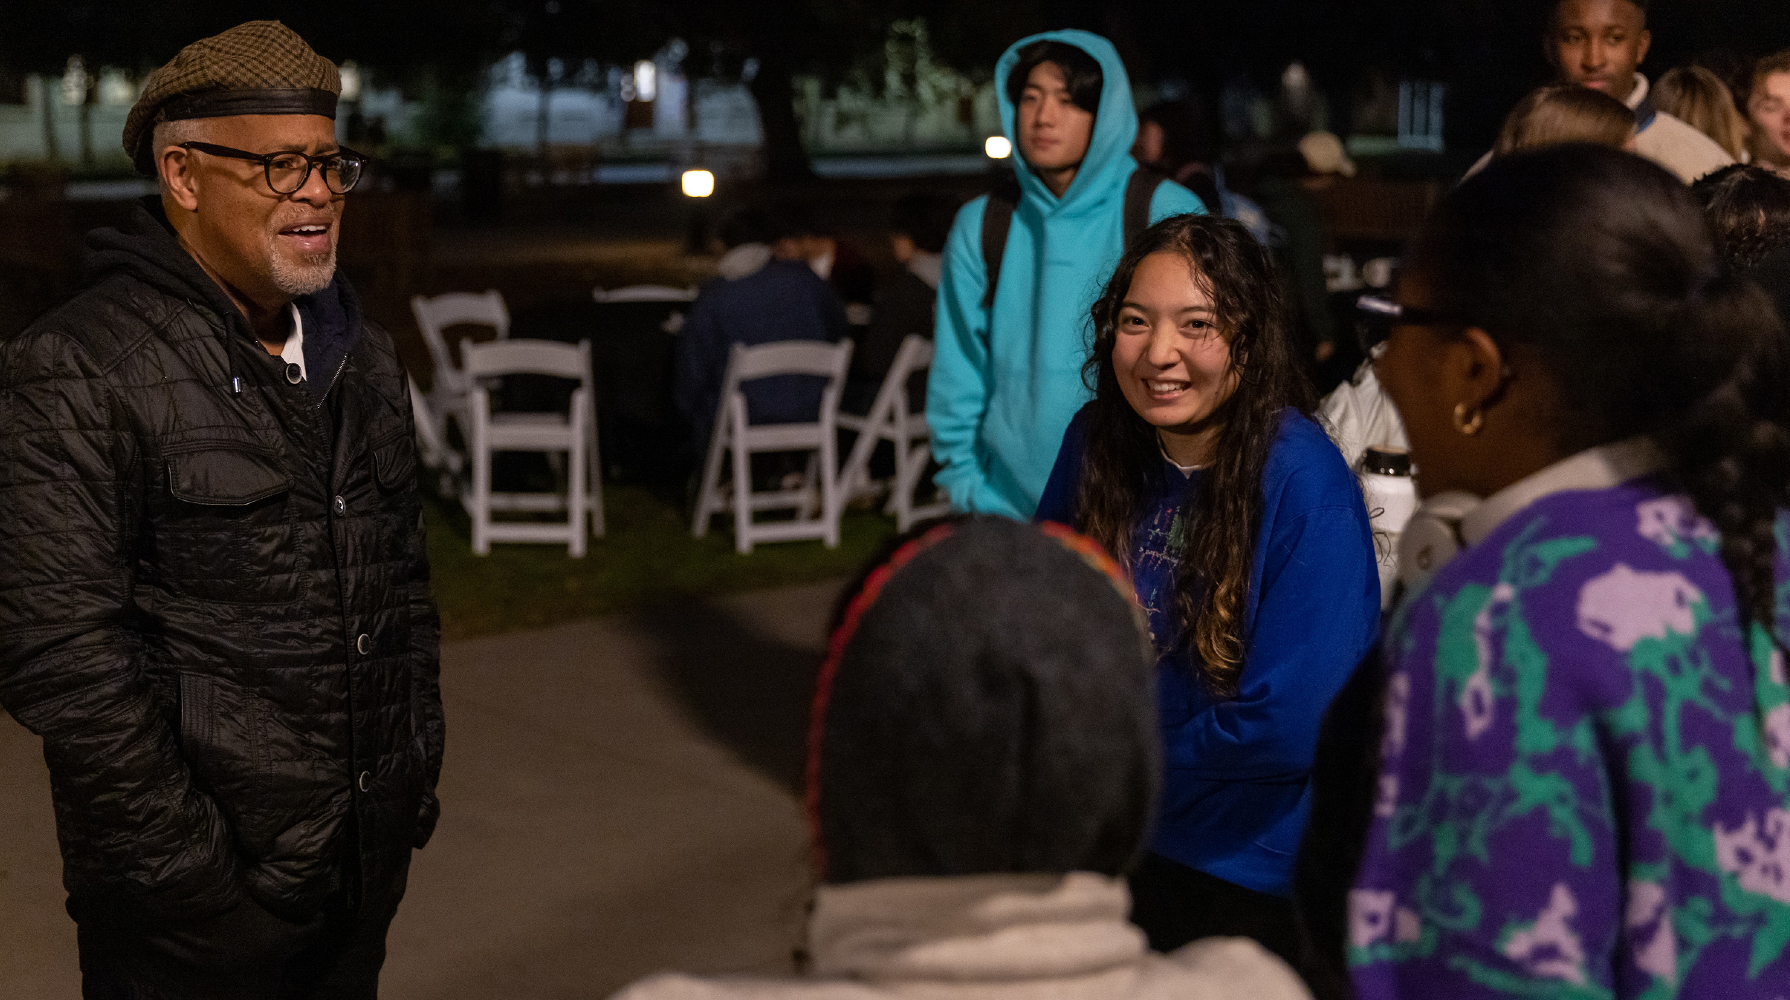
[285,362,304,384]
[333,495,347,516]
[358,770,371,792]
[356,633,371,655]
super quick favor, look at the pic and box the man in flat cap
[0,21,443,998]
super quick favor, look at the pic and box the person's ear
[1635,29,1652,67]
[160,145,201,213]
[1455,327,1509,413]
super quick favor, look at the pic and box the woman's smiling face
[1112,251,1238,452]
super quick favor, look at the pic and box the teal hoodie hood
[925,30,1205,520]
[998,30,1141,219]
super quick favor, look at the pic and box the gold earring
[1452,402,1485,436]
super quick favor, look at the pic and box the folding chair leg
[567,399,588,558]
[820,421,840,550]
[730,409,754,554]
[470,422,491,556]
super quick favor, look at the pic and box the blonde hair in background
[1494,85,1636,156]
[1656,66,1751,161]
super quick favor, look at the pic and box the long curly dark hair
[1074,214,1315,697]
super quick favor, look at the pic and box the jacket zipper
[319,353,350,410]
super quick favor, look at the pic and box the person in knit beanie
[611,517,1312,1000]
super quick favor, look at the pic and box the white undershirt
[279,303,306,381]
[1158,437,1206,477]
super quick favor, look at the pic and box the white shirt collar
[279,303,307,381]
[1458,436,1666,546]
[1623,72,1650,112]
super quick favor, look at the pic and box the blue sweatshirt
[1038,407,1380,895]
[927,30,1206,521]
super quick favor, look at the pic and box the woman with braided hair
[1346,144,1790,997]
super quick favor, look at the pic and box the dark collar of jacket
[83,196,364,402]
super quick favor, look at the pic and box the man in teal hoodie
[928,30,1206,519]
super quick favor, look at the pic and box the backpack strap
[979,172,1021,311]
[1123,166,1169,248]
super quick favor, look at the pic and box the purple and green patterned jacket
[1350,462,1790,997]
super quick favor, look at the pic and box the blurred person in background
[1534,0,1731,181]
[1693,164,1790,331]
[676,207,849,461]
[1036,214,1378,959]
[1746,51,1790,177]
[929,31,1205,520]
[841,191,958,416]
[0,21,442,998]
[1493,85,1636,155]
[1135,98,1278,247]
[1349,145,1790,997]
[776,208,878,326]
[610,518,1313,1000]
[1691,164,1790,271]
[1654,65,1753,162]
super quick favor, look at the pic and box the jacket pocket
[168,448,293,505]
[178,673,274,848]
[151,448,308,606]
[371,434,418,494]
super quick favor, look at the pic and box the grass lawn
[425,484,901,641]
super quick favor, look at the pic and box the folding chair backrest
[413,290,510,379]
[463,338,591,389]
[725,340,853,389]
[889,335,933,385]
[416,290,511,337]
[592,285,698,303]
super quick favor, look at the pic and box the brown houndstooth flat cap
[126,20,341,174]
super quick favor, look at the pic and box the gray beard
[270,247,337,297]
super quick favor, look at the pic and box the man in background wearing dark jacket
[0,21,442,999]
[676,207,850,460]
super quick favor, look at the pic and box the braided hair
[1414,144,1790,635]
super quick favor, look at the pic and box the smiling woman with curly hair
[1036,213,1380,958]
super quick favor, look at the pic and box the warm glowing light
[984,135,1012,159]
[634,61,657,102]
[681,169,715,198]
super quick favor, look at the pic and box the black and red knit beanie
[807,516,1158,884]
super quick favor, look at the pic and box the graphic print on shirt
[1133,500,1188,650]
[1350,489,1790,997]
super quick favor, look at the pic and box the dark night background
[6,0,1790,166]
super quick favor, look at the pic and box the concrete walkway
[0,580,841,999]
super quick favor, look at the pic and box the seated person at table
[842,191,959,415]
[608,517,1313,1000]
[675,208,848,458]
[776,207,878,325]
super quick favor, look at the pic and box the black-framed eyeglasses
[1354,294,1469,352]
[178,141,366,195]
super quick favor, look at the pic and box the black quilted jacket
[0,201,443,926]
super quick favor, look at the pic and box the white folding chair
[461,339,605,557]
[691,340,854,554]
[591,285,698,303]
[408,374,463,495]
[411,290,511,444]
[836,335,950,532]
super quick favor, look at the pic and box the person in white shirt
[1545,0,1731,181]
[1468,0,1733,184]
